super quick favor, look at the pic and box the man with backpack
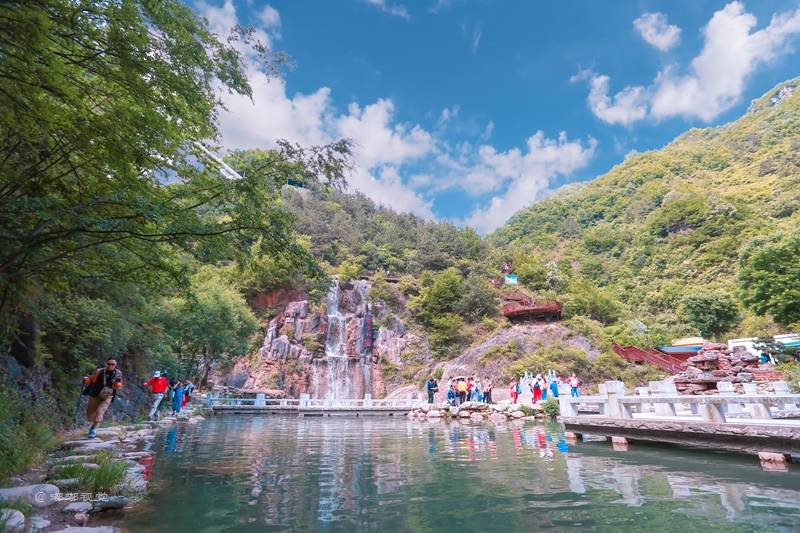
[82,357,124,438]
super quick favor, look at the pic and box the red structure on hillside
[501,291,562,322]
[612,342,690,375]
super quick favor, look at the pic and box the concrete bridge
[558,380,800,469]
[207,393,419,417]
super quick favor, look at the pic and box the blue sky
[198,0,800,233]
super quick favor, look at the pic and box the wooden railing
[612,343,684,374]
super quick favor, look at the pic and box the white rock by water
[52,527,121,533]
[426,410,442,418]
[0,484,60,507]
[29,515,51,530]
[0,509,24,531]
[63,502,93,513]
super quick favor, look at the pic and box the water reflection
[124,417,800,532]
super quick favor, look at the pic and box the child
[171,380,185,415]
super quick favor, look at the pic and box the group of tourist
[509,371,581,403]
[81,357,197,438]
[426,371,581,408]
[426,376,495,405]
[143,370,195,419]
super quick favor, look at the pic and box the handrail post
[716,381,743,416]
[650,381,676,416]
[605,381,626,418]
[743,383,772,419]
[699,399,727,423]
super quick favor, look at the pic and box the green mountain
[490,78,800,339]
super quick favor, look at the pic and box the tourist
[483,377,493,404]
[472,381,483,402]
[467,377,475,401]
[457,379,468,405]
[447,383,457,406]
[510,379,520,404]
[81,357,123,438]
[143,370,169,421]
[184,380,195,402]
[569,373,580,397]
[426,376,438,404]
[549,374,560,399]
[541,373,549,401]
[532,374,543,403]
[171,380,185,415]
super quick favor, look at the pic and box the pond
[122,416,800,532]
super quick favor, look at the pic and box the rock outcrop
[673,343,785,394]
[223,280,411,399]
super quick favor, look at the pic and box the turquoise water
[122,416,800,532]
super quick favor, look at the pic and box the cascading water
[312,280,373,400]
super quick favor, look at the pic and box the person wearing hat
[143,370,169,420]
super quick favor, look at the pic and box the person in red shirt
[143,370,169,420]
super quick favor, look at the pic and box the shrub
[777,362,800,392]
[428,313,469,360]
[0,374,55,479]
[478,340,523,364]
[505,343,590,378]
[301,333,324,356]
[541,397,559,418]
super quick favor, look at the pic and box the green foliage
[541,397,559,418]
[411,268,466,323]
[0,373,54,479]
[300,333,324,356]
[739,231,800,326]
[680,290,741,342]
[433,367,444,380]
[506,344,591,378]
[368,275,403,311]
[428,314,468,360]
[489,80,800,340]
[157,268,258,383]
[776,362,800,392]
[563,278,623,325]
[455,273,500,321]
[754,338,799,364]
[478,340,523,364]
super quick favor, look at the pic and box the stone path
[0,409,206,531]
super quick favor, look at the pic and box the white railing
[559,380,800,424]
[208,393,420,410]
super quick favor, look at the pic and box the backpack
[515,384,521,394]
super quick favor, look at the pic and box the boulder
[50,479,81,490]
[459,410,472,418]
[420,404,431,413]
[448,406,459,417]
[489,413,508,423]
[0,509,24,531]
[735,372,754,383]
[426,410,442,418]
[470,412,484,422]
[63,502,93,513]
[29,515,50,530]
[510,410,525,419]
[0,484,60,508]
[90,496,129,513]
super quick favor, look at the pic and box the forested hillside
[490,79,800,347]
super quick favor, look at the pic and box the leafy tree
[411,268,465,323]
[428,313,467,359]
[739,232,800,326]
[456,273,499,322]
[680,290,741,342]
[158,269,258,385]
[563,278,623,325]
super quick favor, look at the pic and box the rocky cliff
[223,280,413,399]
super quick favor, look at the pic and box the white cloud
[472,28,482,53]
[258,5,281,38]
[481,120,494,141]
[462,132,597,233]
[633,12,681,51]
[198,1,595,230]
[436,105,460,127]
[577,2,800,125]
[364,0,411,20]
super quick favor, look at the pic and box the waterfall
[315,280,374,400]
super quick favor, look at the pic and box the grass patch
[50,450,128,494]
